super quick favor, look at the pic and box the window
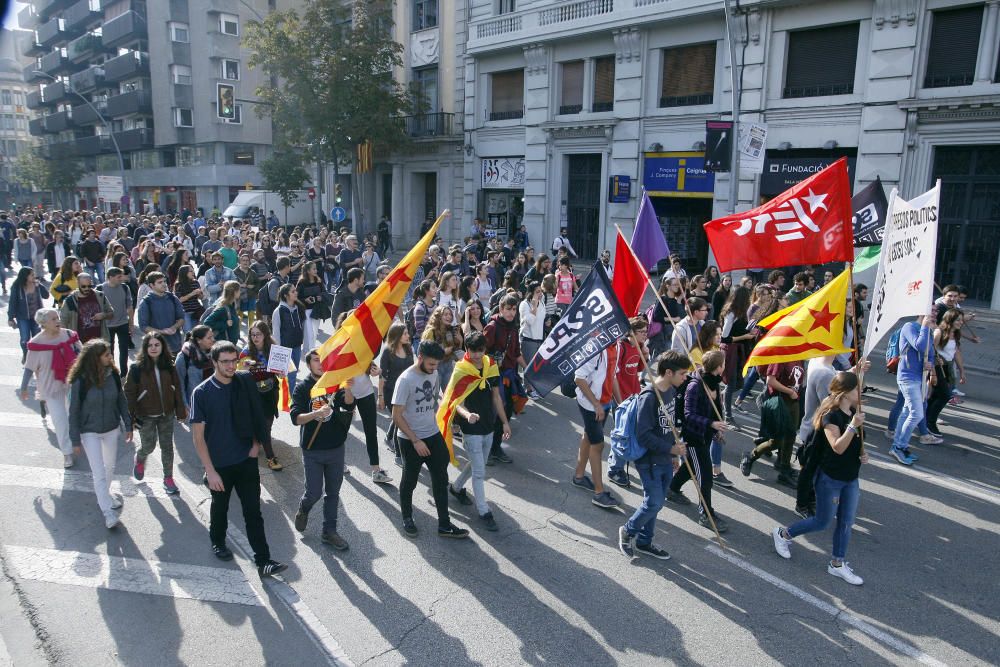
[169,21,189,43]
[171,65,192,85]
[559,61,584,115]
[1,90,10,106]
[225,104,243,124]
[220,13,239,36]
[489,69,524,120]
[593,56,615,112]
[498,0,515,14]
[174,108,193,127]
[412,66,438,112]
[413,0,437,31]
[222,59,240,81]
[924,6,984,88]
[2,115,13,130]
[227,144,255,164]
[660,42,716,107]
[14,91,24,106]
[784,23,859,98]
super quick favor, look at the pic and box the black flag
[851,176,889,247]
[525,262,630,398]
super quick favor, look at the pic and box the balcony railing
[106,89,152,117]
[102,10,147,50]
[658,93,713,108]
[103,51,148,82]
[538,0,613,26]
[40,81,67,105]
[22,32,46,57]
[72,101,107,125]
[64,0,101,33]
[36,17,65,46]
[24,62,46,83]
[31,0,56,21]
[592,101,614,112]
[488,109,524,121]
[69,66,104,93]
[68,31,102,62]
[18,4,40,28]
[401,112,454,138]
[558,104,582,115]
[115,128,153,151]
[39,47,70,76]
[26,90,43,109]
[43,109,74,133]
[28,117,47,136]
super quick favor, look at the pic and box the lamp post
[33,70,128,212]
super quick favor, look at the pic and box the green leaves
[259,149,312,209]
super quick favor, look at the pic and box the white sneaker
[952,389,966,397]
[110,493,124,510]
[919,433,943,445]
[828,561,864,585]
[63,454,73,469]
[104,509,120,529]
[771,526,791,559]
[883,429,894,439]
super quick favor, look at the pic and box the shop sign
[643,152,715,199]
[608,175,631,203]
[761,156,856,195]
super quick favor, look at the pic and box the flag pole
[847,262,866,454]
[629,331,728,552]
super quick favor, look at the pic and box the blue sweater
[138,291,185,352]
[635,385,678,466]
[897,321,935,383]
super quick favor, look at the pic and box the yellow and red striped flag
[436,353,500,467]
[277,376,292,412]
[743,268,852,374]
[356,141,373,173]
[310,210,448,397]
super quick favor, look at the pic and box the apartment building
[19,0,272,215]
[0,28,38,207]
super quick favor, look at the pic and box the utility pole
[723,0,742,216]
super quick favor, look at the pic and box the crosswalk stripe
[0,374,27,387]
[0,463,172,500]
[0,412,46,429]
[0,349,24,357]
[3,545,262,607]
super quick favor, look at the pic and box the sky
[3,3,27,31]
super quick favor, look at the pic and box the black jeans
[398,432,451,529]
[209,457,271,566]
[925,365,951,433]
[355,393,380,466]
[489,383,514,457]
[669,440,715,517]
[796,443,821,509]
[107,323,130,374]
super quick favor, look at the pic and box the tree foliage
[12,145,86,207]
[259,148,312,217]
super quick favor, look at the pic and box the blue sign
[608,175,631,203]
[643,152,715,199]
[330,207,347,223]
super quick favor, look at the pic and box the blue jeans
[892,379,926,450]
[787,471,860,560]
[17,318,39,360]
[887,389,928,436]
[300,445,346,534]
[710,437,722,467]
[183,312,198,332]
[454,432,491,515]
[86,261,105,283]
[737,367,760,402]
[624,463,673,546]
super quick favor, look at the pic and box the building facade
[0,28,39,207]
[18,0,273,215]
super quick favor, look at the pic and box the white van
[222,190,311,227]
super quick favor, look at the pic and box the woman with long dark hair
[68,339,132,529]
[8,267,50,361]
[204,280,242,343]
[720,285,753,425]
[240,320,284,471]
[926,309,964,436]
[173,264,205,332]
[772,371,867,586]
[296,261,326,353]
[166,248,191,288]
[50,255,81,307]
[174,324,215,408]
[271,283,305,389]
[124,332,187,495]
[712,273,733,320]
[378,321,413,464]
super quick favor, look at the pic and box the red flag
[703,158,854,273]
[611,230,647,317]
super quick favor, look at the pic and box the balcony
[39,48,71,76]
[18,4,40,28]
[37,17,65,47]
[72,100,107,126]
[22,32,46,58]
[28,117,47,136]
[26,90,43,109]
[68,31,103,63]
[31,0,55,21]
[115,128,153,151]
[75,135,108,156]
[40,80,67,105]
[24,62,46,83]
[103,51,148,82]
[102,11,147,50]
[106,89,152,117]
[39,141,78,159]
[69,66,104,93]
[401,112,454,138]
[43,109,74,133]
[488,109,524,121]
[64,0,102,33]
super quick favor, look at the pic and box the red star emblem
[807,303,839,332]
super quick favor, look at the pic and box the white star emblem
[801,189,828,214]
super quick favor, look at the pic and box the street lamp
[32,70,128,213]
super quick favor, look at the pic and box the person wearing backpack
[617,350,690,560]
[256,256,291,326]
[888,313,937,465]
[608,318,650,488]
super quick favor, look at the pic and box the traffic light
[335,183,343,204]
[217,83,235,120]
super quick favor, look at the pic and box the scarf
[26,330,80,382]
[436,353,500,467]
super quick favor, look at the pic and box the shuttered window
[490,69,523,120]
[593,56,615,112]
[560,61,584,114]
[660,42,716,107]
[924,5,984,88]
[784,23,859,98]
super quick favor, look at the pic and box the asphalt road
[0,316,997,666]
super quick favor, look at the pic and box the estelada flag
[704,157,854,273]
[436,352,500,467]
[611,229,648,317]
[277,376,291,413]
[310,210,448,397]
[743,268,852,374]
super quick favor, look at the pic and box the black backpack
[256,277,280,321]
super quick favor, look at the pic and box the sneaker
[63,454,73,469]
[133,455,145,481]
[884,429,894,439]
[733,400,748,414]
[903,448,919,462]
[618,526,637,558]
[321,532,350,551]
[480,512,498,532]
[919,433,943,445]
[571,475,596,491]
[947,396,962,406]
[891,447,915,466]
[699,513,729,533]
[724,416,739,429]
[493,450,513,464]
[266,457,284,471]
[666,490,692,506]
[258,560,288,578]
[343,468,351,477]
[952,389,966,397]
[776,469,799,489]
[163,477,179,495]
[402,518,418,538]
[394,455,403,467]
[449,485,474,506]
[212,544,234,561]
[294,510,308,533]
[795,505,815,519]
[828,561,864,585]
[372,469,392,484]
[862,385,877,394]
[104,509,120,529]
[635,543,671,560]
[110,493,123,510]
[713,472,734,488]
[527,389,542,400]
[771,526,791,559]
[592,491,620,508]
[608,469,631,489]
[438,524,470,539]
[739,452,754,477]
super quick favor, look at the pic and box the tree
[245,0,414,235]
[11,145,85,209]
[258,148,311,226]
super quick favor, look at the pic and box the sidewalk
[955,309,1000,376]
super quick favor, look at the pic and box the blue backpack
[885,327,902,374]
[609,393,647,463]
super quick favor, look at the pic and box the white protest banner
[267,345,294,375]
[863,181,940,357]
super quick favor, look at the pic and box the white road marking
[0,412,46,429]
[0,374,27,387]
[706,545,947,666]
[3,545,262,606]
[0,350,23,357]
[0,463,172,500]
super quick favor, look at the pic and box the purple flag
[630,191,670,271]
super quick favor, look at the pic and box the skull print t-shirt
[391,364,441,440]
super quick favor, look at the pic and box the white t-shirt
[350,369,375,399]
[574,349,608,412]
